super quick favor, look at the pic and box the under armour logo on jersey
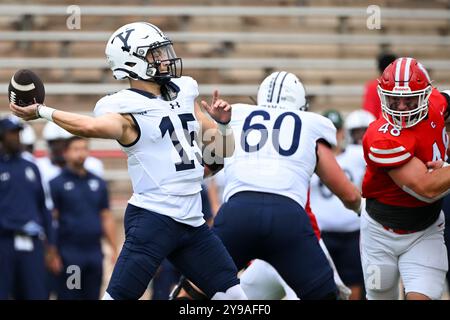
[25,167,36,182]
[431,122,436,128]
[170,102,181,109]
[112,28,135,52]
[0,172,10,182]
[88,179,99,192]
[64,181,74,191]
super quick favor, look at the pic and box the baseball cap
[322,110,344,130]
[0,116,23,133]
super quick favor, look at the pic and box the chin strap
[139,76,180,101]
[128,70,180,101]
[161,81,180,101]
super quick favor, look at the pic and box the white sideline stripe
[10,76,35,91]
[369,146,406,155]
[368,152,411,164]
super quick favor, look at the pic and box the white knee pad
[363,264,400,300]
[240,259,299,300]
[366,286,400,300]
[211,284,248,300]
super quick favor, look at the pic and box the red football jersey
[362,78,382,119]
[362,88,448,207]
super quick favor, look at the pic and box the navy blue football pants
[213,191,337,300]
[106,204,239,299]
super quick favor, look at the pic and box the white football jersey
[37,156,105,210]
[94,76,205,227]
[309,144,365,232]
[222,104,337,208]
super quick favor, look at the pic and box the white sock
[211,284,248,300]
[102,292,114,300]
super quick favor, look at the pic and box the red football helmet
[378,57,432,129]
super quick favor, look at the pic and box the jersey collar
[127,88,157,100]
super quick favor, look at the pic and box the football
[8,69,45,107]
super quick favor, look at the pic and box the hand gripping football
[8,69,45,107]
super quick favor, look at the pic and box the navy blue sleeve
[35,166,56,245]
[49,178,61,211]
[201,184,213,222]
[99,179,110,211]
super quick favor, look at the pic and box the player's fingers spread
[214,99,224,109]
[223,105,232,112]
[219,101,229,108]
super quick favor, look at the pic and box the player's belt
[382,225,417,235]
[366,198,441,233]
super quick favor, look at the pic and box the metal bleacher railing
[1,4,449,184]
[1,5,449,97]
[0,5,449,19]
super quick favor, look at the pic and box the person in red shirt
[361,57,450,300]
[362,53,397,118]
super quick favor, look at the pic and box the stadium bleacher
[1,0,450,217]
